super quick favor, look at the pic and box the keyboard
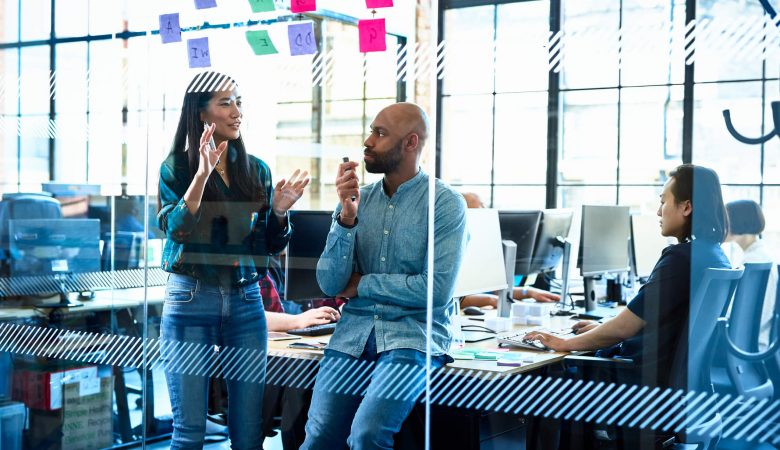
[287,322,337,337]
[497,329,552,351]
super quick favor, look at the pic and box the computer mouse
[462,306,485,316]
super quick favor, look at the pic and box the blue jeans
[301,330,447,450]
[161,274,267,450]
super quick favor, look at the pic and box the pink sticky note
[290,0,316,13]
[358,19,386,53]
[365,0,393,8]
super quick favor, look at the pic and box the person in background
[725,200,777,349]
[459,191,560,309]
[526,164,731,391]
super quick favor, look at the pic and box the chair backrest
[725,262,773,399]
[769,265,780,398]
[685,267,743,394]
[0,194,62,274]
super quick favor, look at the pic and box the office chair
[0,193,62,275]
[712,263,773,400]
[718,264,780,387]
[562,267,743,450]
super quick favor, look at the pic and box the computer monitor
[285,210,333,301]
[452,209,508,298]
[578,205,631,277]
[9,219,100,307]
[100,231,144,271]
[528,209,574,274]
[497,210,542,277]
[9,219,101,277]
[577,205,630,318]
[630,214,673,280]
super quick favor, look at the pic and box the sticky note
[159,13,182,44]
[290,0,316,13]
[288,22,317,56]
[248,0,275,13]
[245,30,279,55]
[187,37,212,68]
[358,18,386,53]
[366,0,393,8]
[195,0,217,8]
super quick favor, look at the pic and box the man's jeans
[301,330,447,450]
[161,274,267,450]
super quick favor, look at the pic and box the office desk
[266,309,580,375]
[265,308,588,450]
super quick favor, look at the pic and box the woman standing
[157,72,308,449]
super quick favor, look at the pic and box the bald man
[301,103,468,450]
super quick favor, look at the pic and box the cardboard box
[13,366,99,411]
[26,376,113,450]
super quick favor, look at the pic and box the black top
[611,240,730,389]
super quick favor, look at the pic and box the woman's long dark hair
[161,72,265,210]
[669,164,728,243]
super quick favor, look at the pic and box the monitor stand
[580,275,616,320]
[497,240,517,319]
[552,238,574,316]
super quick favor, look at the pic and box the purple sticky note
[187,37,212,68]
[288,23,317,56]
[159,13,182,44]
[358,19,386,53]
[365,0,393,8]
[195,0,217,9]
[290,0,316,13]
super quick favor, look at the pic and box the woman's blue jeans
[161,273,267,450]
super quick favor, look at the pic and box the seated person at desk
[724,199,776,349]
[526,164,731,390]
[300,103,468,450]
[459,192,560,309]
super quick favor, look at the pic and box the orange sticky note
[290,0,316,13]
[358,18,386,53]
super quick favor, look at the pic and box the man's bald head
[377,102,430,150]
[462,192,485,209]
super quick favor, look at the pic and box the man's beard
[364,139,403,174]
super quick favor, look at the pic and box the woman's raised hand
[196,123,227,178]
[273,169,310,215]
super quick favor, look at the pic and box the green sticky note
[475,352,499,361]
[245,30,278,55]
[449,351,475,361]
[248,0,275,13]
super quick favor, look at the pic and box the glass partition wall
[3,0,779,449]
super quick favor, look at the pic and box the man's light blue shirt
[317,170,468,358]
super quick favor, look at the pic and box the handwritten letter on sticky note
[288,22,317,56]
[246,30,279,55]
[290,0,316,13]
[366,0,393,8]
[187,37,212,68]
[195,0,217,8]
[358,19,386,53]
[159,13,182,44]
[248,0,275,13]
